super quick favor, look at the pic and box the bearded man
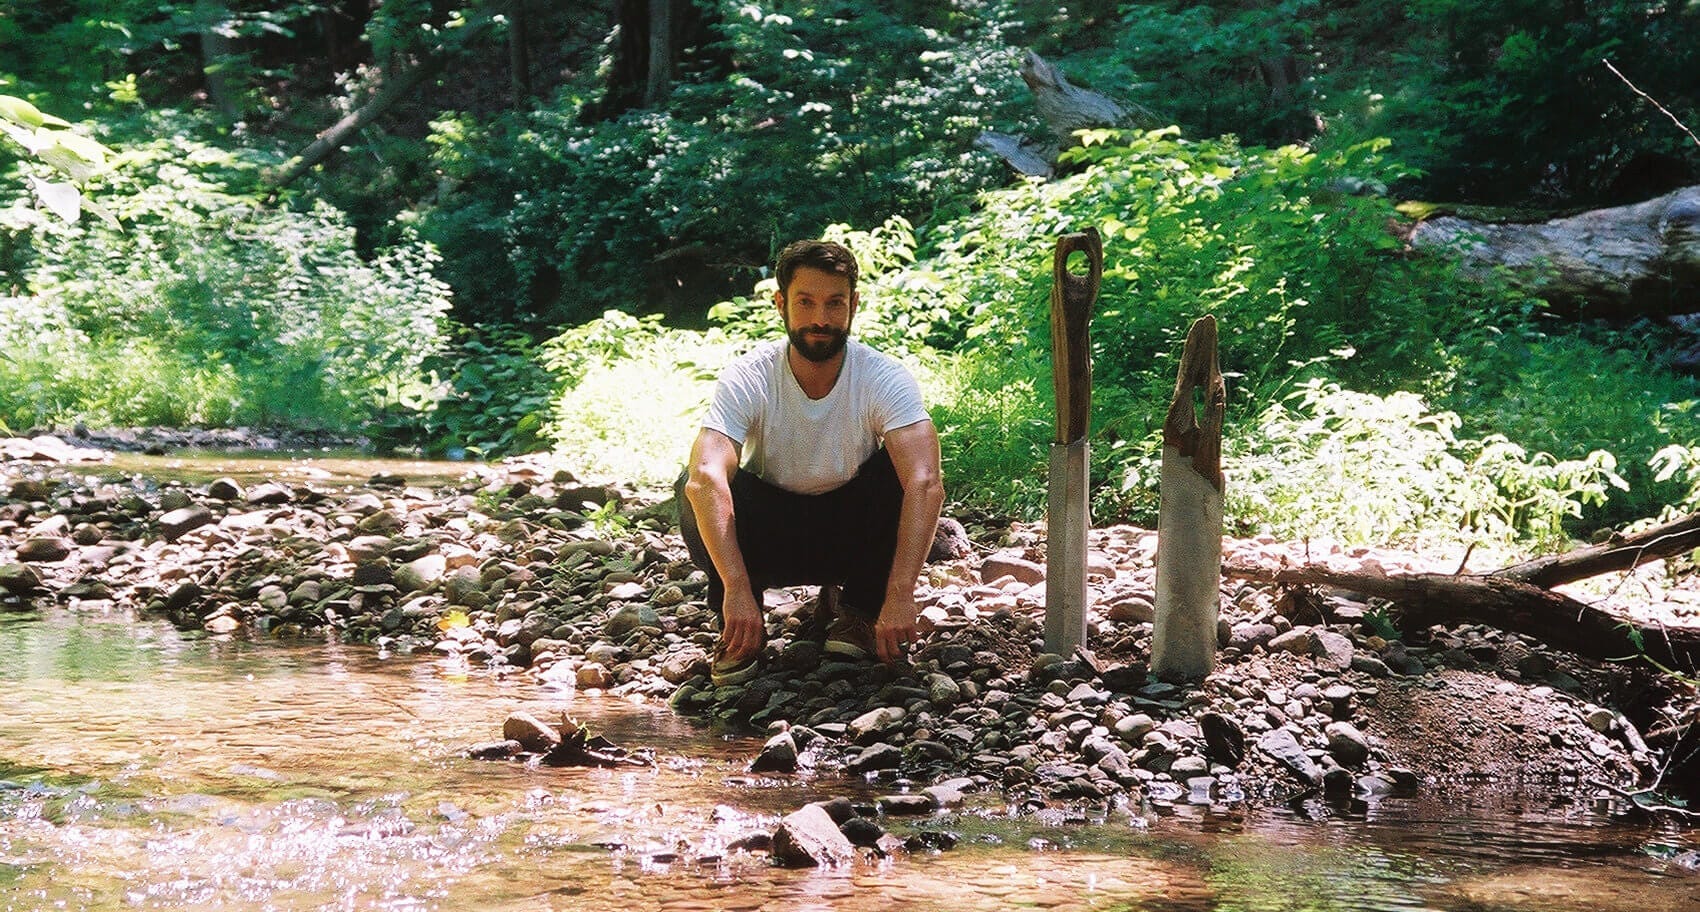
[677,239,944,685]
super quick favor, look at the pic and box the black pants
[676,448,903,623]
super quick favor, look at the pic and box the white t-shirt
[702,340,929,495]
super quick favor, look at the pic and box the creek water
[3,609,1696,912]
[3,449,1698,911]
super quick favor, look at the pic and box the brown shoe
[823,612,877,660]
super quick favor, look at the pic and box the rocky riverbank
[3,436,1695,857]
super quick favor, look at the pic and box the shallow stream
[4,447,1698,910]
[3,608,1696,912]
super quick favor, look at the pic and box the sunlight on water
[1,609,1695,912]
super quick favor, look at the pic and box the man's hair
[774,240,859,296]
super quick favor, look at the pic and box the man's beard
[787,325,849,363]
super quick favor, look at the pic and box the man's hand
[873,594,918,664]
[719,586,765,664]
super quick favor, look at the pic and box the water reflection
[1,609,1694,912]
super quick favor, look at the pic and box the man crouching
[677,239,944,685]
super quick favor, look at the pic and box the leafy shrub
[372,324,555,458]
[1441,325,1700,526]
[542,311,746,484]
[0,125,451,432]
[416,2,1028,325]
[1230,381,1626,551]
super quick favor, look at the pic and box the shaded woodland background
[3,1,1700,549]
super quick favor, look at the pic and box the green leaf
[0,95,46,128]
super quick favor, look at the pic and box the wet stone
[0,563,42,593]
[772,804,856,867]
[502,711,562,753]
[839,815,885,847]
[1257,728,1322,785]
[207,477,243,501]
[847,742,903,774]
[750,731,800,773]
[876,794,937,816]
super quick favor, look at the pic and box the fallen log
[1409,184,1700,318]
[1492,511,1700,588]
[1224,561,1700,673]
[976,50,1157,176]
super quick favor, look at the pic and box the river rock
[0,562,42,593]
[750,730,799,773]
[849,706,906,744]
[159,488,194,512]
[347,535,392,563]
[1325,721,1371,767]
[443,566,484,605]
[772,803,856,867]
[876,794,937,816]
[1229,622,1279,651]
[577,662,614,689]
[839,816,885,847]
[847,742,903,774]
[1257,727,1321,785]
[246,482,293,505]
[356,510,402,534]
[980,552,1044,586]
[1105,592,1154,623]
[257,585,289,612]
[15,537,71,562]
[396,554,447,593]
[351,558,393,587]
[503,711,563,753]
[1314,630,1355,671]
[1198,711,1246,767]
[157,504,214,542]
[926,673,962,706]
[207,477,244,501]
[929,517,973,562]
[605,604,660,640]
[658,646,709,684]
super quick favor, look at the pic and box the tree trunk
[1151,315,1228,683]
[1225,511,1700,672]
[264,52,450,192]
[644,0,673,108]
[1409,185,1700,318]
[197,0,241,122]
[977,51,1156,176]
[508,0,533,107]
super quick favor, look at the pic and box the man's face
[776,265,857,363]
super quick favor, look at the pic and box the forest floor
[3,432,1698,849]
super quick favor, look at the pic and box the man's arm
[874,419,945,663]
[683,428,765,664]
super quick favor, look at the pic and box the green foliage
[0,93,113,224]
[1101,1,1700,205]
[416,1,1026,325]
[540,311,746,484]
[0,121,451,432]
[1230,381,1625,551]
[908,127,1512,523]
[372,324,554,458]
[1651,444,1700,515]
[1441,324,1700,525]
